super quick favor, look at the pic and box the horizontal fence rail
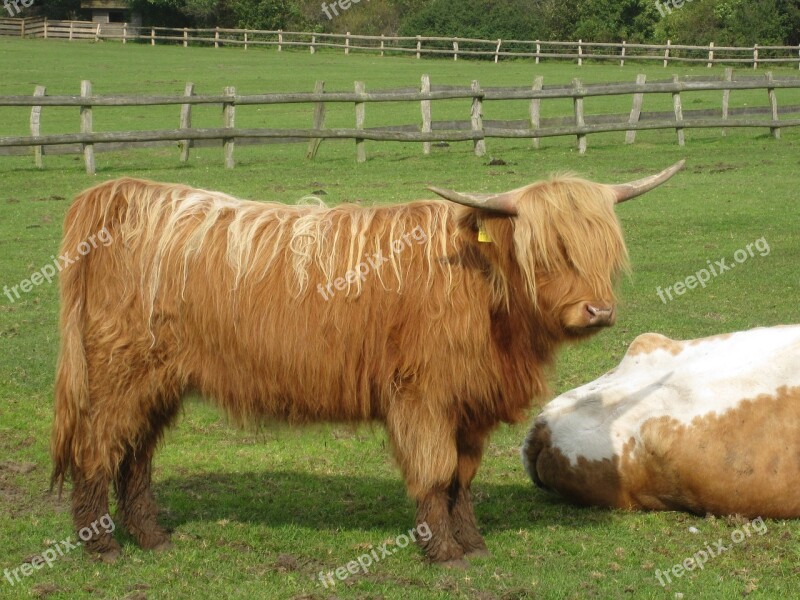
[2,17,800,69]
[2,70,799,173]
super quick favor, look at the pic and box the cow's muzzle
[584,303,616,328]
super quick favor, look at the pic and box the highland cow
[51,161,684,565]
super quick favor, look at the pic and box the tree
[399,0,545,40]
[573,0,659,42]
[37,0,83,19]
[654,0,788,46]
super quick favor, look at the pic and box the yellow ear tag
[478,223,493,243]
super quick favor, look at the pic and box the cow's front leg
[415,486,466,566]
[386,401,465,566]
[449,427,490,558]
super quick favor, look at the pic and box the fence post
[420,74,431,155]
[380,34,385,56]
[95,23,101,42]
[453,40,458,61]
[721,67,732,136]
[244,32,248,50]
[80,80,95,175]
[69,21,73,41]
[150,27,155,46]
[535,40,541,64]
[214,27,219,49]
[122,22,127,44]
[664,39,670,68]
[416,35,421,59]
[471,80,485,157]
[578,39,583,67]
[354,81,366,163]
[625,74,646,144]
[43,19,48,39]
[30,85,45,169]
[179,83,194,163]
[20,17,25,37]
[182,28,187,47]
[306,81,326,160]
[278,30,283,52]
[223,86,236,169]
[620,41,626,67]
[672,75,685,147]
[767,71,780,140]
[572,78,586,154]
[310,34,315,54]
[530,75,543,149]
[753,44,758,69]
[345,32,350,55]
[707,42,714,68]
[494,38,501,64]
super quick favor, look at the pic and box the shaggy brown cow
[51,161,683,566]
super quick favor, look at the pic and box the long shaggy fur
[51,175,628,563]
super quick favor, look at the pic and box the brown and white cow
[51,162,683,565]
[522,325,800,518]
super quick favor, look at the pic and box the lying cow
[522,325,800,518]
[51,161,683,565]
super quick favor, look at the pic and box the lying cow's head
[430,161,684,341]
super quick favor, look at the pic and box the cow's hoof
[95,548,121,564]
[152,540,173,553]
[438,557,469,569]
[465,548,491,559]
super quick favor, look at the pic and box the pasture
[1,38,799,600]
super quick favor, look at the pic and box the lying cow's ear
[427,185,521,216]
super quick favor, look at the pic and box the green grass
[1,38,799,600]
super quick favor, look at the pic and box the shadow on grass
[153,470,614,535]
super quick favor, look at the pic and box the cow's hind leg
[115,391,182,551]
[71,469,120,563]
[449,427,490,558]
[115,430,170,549]
[387,402,465,567]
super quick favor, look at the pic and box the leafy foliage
[112,0,800,45]
[398,0,544,40]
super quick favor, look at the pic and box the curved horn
[427,186,520,216]
[611,160,685,204]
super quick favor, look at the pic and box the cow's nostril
[585,304,615,326]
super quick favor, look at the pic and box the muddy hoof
[465,548,491,559]
[152,540,173,553]
[95,548,121,564]
[438,557,469,569]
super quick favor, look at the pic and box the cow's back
[522,326,800,517]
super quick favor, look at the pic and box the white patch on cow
[539,325,800,465]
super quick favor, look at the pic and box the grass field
[1,38,799,600]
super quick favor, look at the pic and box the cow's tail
[51,180,125,494]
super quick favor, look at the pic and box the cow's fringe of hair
[510,175,630,303]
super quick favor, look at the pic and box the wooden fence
[2,17,800,69]
[1,70,799,174]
